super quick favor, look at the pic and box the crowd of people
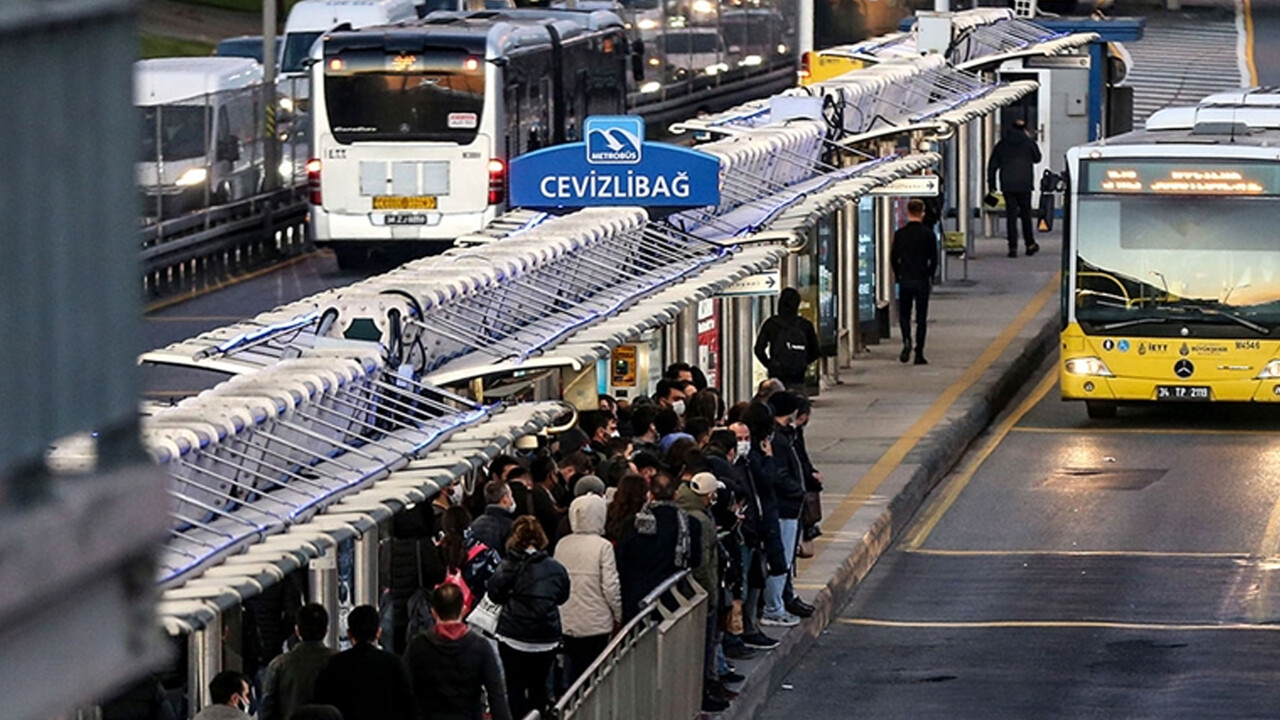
[186,359,826,720]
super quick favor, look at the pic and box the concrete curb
[718,310,1061,720]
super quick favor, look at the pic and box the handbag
[801,490,823,527]
[467,593,503,637]
[797,536,815,559]
[726,599,745,635]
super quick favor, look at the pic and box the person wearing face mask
[653,379,687,416]
[429,479,463,534]
[760,392,808,628]
[724,421,776,652]
[193,671,253,720]
[577,410,616,463]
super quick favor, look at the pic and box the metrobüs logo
[586,116,643,165]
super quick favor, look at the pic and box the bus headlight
[638,18,658,30]
[1064,356,1114,377]
[175,167,208,187]
[1256,360,1280,379]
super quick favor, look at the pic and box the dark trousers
[499,644,556,719]
[561,634,610,688]
[1005,191,1035,250]
[898,284,930,353]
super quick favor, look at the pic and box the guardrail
[141,185,309,299]
[522,570,708,720]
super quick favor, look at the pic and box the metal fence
[524,571,708,720]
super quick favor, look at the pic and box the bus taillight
[488,159,506,206]
[306,158,322,205]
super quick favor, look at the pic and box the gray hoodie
[554,494,623,637]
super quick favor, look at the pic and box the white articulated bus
[307,9,633,266]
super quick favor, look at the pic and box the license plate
[384,214,429,225]
[1156,385,1210,401]
[373,195,437,210]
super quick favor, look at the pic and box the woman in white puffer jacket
[554,493,623,686]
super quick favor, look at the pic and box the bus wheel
[1086,401,1117,419]
[330,243,367,270]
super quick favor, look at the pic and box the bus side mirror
[631,38,645,82]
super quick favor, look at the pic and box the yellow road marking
[804,272,1061,566]
[904,548,1249,559]
[1011,426,1280,436]
[901,368,1057,550]
[145,252,319,314]
[837,618,1280,632]
[1245,0,1259,86]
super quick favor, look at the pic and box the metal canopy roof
[674,53,1038,147]
[137,353,504,588]
[423,243,789,386]
[760,152,942,240]
[156,400,567,634]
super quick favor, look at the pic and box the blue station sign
[509,116,721,209]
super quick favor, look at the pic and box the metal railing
[523,571,708,720]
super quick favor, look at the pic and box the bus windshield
[282,31,322,74]
[139,106,210,162]
[1075,194,1280,334]
[325,49,485,144]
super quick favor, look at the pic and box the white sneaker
[760,612,801,628]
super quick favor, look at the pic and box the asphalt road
[759,363,1280,718]
[140,249,392,400]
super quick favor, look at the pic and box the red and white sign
[696,299,719,388]
[447,112,478,129]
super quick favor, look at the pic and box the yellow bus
[1061,90,1280,418]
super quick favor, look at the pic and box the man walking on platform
[891,198,938,366]
[754,287,819,394]
[987,117,1042,258]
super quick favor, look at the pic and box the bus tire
[1085,401,1117,419]
[330,243,367,270]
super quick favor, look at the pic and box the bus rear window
[324,49,485,144]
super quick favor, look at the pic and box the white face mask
[736,440,751,460]
[610,430,620,438]
[672,399,686,416]
[447,484,465,505]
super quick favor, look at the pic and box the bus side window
[505,83,521,157]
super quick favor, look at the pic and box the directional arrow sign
[869,175,940,197]
[719,271,781,297]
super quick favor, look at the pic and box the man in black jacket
[890,198,939,366]
[404,584,511,720]
[754,287,820,394]
[470,480,516,554]
[615,472,703,620]
[313,605,416,720]
[261,604,334,720]
[987,118,1043,258]
[760,392,807,627]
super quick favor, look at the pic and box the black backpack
[770,319,810,377]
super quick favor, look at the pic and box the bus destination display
[1083,159,1280,195]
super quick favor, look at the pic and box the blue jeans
[763,518,799,617]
